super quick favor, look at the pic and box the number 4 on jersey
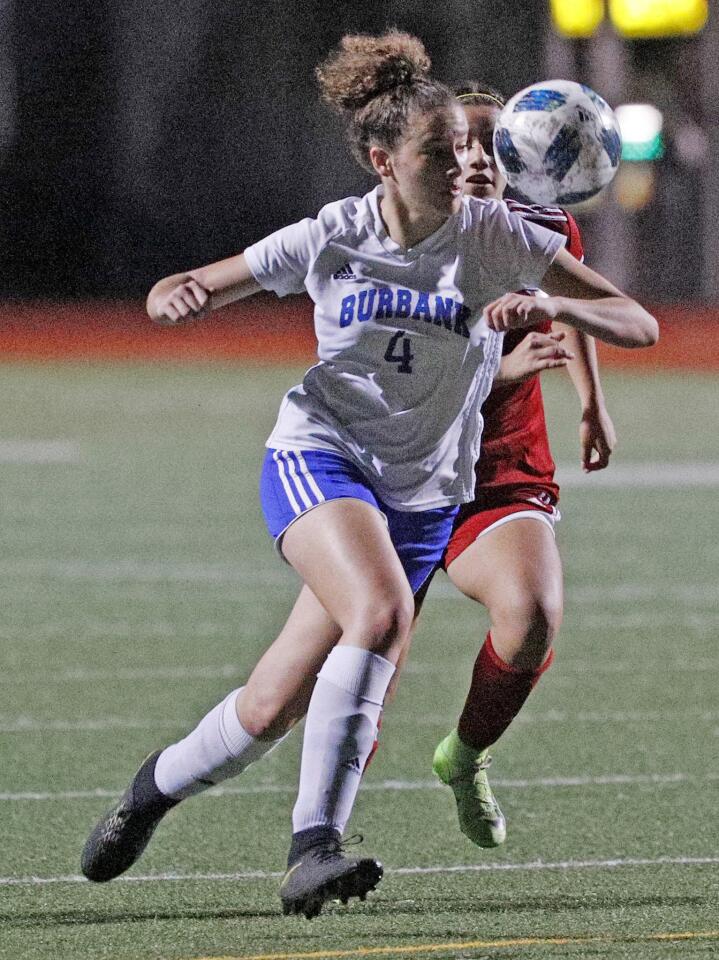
[384,331,414,374]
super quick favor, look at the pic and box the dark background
[0,0,715,301]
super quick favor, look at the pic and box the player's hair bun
[317,30,431,113]
[316,29,452,173]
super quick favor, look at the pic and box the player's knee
[525,599,561,665]
[350,591,414,659]
[494,590,562,666]
[530,593,563,644]
[239,688,297,740]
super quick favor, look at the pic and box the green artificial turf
[1,362,717,959]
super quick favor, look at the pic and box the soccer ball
[493,80,622,206]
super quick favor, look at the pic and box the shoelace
[313,833,364,863]
[447,753,493,785]
[472,758,501,810]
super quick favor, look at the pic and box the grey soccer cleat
[81,750,178,882]
[280,827,383,919]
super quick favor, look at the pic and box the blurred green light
[621,135,664,162]
[616,104,664,163]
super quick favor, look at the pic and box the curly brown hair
[316,30,455,172]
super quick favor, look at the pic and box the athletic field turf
[2,362,717,960]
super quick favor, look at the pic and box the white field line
[0,559,292,586]
[429,579,719,604]
[0,440,82,464]
[567,582,719,603]
[555,657,719,676]
[3,657,719,686]
[0,620,237,641]
[2,854,718,887]
[0,664,245,685]
[2,452,716,482]
[555,462,719,488]
[563,612,719,629]
[0,717,190,733]
[4,705,718,733]
[1,771,715,802]
[413,708,719,726]
[0,558,715,611]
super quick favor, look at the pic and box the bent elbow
[621,309,658,349]
[636,313,659,348]
[145,286,160,322]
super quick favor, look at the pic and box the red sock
[362,712,382,773]
[457,633,554,751]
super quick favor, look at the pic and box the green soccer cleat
[432,729,506,848]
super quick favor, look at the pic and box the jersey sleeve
[243,218,320,297]
[243,197,356,298]
[504,199,584,263]
[494,204,566,291]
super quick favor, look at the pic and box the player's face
[462,103,506,201]
[388,103,469,218]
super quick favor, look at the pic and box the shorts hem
[444,503,559,570]
[274,496,388,561]
[475,508,557,541]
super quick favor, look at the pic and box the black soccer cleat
[279,826,383,919]
[81,750,178,882]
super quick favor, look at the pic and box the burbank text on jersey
[338,287,471,338]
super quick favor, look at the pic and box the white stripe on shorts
[294,451,326,504]
[272,451,302,515]
[281,452,314,510]
[478,507,558,541]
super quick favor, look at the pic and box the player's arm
[147,254,262,326]
[553,323,616,471]
[494,330,575,384]
[484,247,658,348]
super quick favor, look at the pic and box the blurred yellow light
[609,0,708,37]
[550,0,605,38]
[614,163,656,210]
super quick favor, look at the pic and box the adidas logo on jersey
[332,262,357,280]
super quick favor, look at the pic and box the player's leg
[81,497,414,891]
[80,449,388,885]
[238,586,340,738]
[278,497,416,917]
[359,563,436,772]
[81,449,446,911]
[434,510,562,847]
[80,585,341,883]
[147,501,425,903]
[449,513,562,726]
[277,490,456,917]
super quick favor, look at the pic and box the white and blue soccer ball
[493,80,622,206]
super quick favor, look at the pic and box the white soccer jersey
[244,185,565,511]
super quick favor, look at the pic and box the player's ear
[369,146,393,178]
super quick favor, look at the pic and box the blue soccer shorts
[260,448,458,594]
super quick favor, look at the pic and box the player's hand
[149,279,211,326]
[579,402,616,472]
[495,332,575,385]
[483,293,560,332]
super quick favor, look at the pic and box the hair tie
[456,92,504,108]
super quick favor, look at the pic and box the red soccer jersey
[458,201,584,519]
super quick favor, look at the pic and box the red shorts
[443,499,559,570]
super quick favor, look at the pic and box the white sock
[292,645,395,835]
[154,687,283,800]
